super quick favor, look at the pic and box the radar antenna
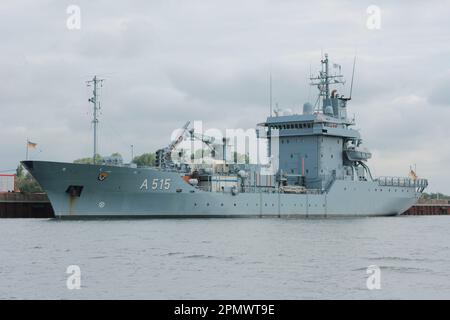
[86,75,105,164]
[309,53,345,111]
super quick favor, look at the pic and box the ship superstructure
[22,54,428,217]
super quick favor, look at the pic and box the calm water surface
[0,216,449,299]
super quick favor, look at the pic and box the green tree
[232,152,249,164]
[132,153,156,167]
[421,192,449,200]
[16,164,43,193]
[73,153,103,164]
[73,153,123,164]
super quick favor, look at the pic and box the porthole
[221,203,224,206]
[234,203,237,206]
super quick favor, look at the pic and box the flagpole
[26,138,29,161]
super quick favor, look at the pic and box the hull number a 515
[140,178,171,190]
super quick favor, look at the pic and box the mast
[87,76,104,164]
[269,71,273,117]
[324,53,329,100]
[309,53,344,111]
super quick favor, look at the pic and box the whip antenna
[349,55,356,100]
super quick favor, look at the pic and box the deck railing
[376,176,428,192]
[194,185,323,194]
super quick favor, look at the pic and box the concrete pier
[0,193,54,218]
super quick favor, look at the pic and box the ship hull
[22,161,421,218]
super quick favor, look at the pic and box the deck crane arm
[188,129,217,157]
[163,121,190,161]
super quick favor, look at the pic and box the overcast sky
[1,0,449,193]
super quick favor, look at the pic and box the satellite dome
[303,102,313,115]
[324,105,333,115]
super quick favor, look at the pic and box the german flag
[27,141,37,149]
[409,169,417,181]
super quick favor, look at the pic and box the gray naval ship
[22,54,428,218]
